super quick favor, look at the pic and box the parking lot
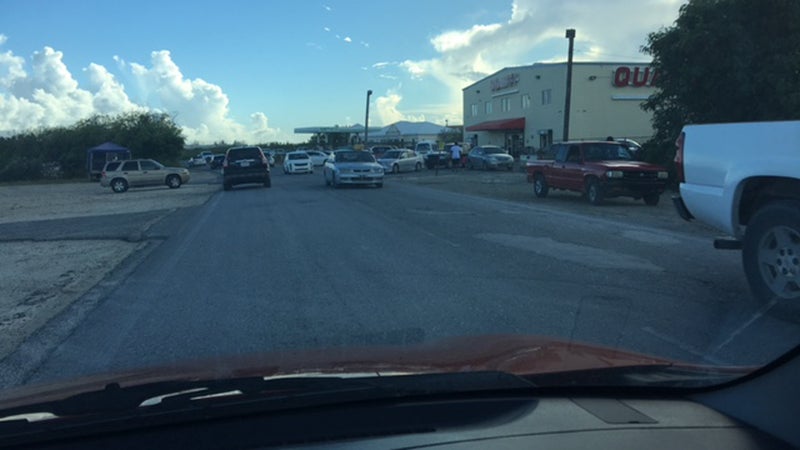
[0,163,714,363]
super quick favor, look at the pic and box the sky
[0,0,683,144]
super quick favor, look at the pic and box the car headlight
[657,171,669,179]
[606,170,624,178]
[372,167,383,173]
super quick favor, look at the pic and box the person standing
[450,142,462,171]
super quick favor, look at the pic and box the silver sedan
[323,149,384,188]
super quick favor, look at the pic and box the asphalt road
[6,167,800,386]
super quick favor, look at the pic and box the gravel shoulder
[0,170,219,361]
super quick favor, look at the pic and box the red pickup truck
[526,141,669,205]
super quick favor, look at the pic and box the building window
[541,89,552,105]
[485,101,493,115]
[521,94,531,109]
[471,104,478,117]
[500,97,511,112]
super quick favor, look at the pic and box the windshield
[584,144,633,161]
[1,0,799,424]
[383,150,403,159]
[335,151,375,163]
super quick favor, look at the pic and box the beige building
[462,62,657,155]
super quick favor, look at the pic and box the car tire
[166,174,182,189]
[392,164,399,174]
[264,175,271,188]
[332,174,339,189]
[415,162,422,172]
[586,178,604,205]
[223,182,231,191]
[533,173,549,198]
[111,178,128,193]
[467,160,473,170]
[742,201,800,304]
[643,193,660,206]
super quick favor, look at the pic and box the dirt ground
[0,173,218,360]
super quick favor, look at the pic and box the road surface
[3,168,799,387]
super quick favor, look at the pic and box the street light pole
[563,28,575,142]
[364,89,373,148]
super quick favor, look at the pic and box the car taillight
[674,131,685,184]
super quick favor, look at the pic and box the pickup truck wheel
[533,174,549,198]
[742,201,800,303]
[643,193,660,206]
[586,178,604,205]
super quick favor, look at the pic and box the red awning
[465,117,525,132]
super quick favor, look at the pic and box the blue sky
[0,0,682,143]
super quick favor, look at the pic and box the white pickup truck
[672,121,800,304]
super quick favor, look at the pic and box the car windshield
[336,151,375,163]
[228,147,261,160]
[383,150,403,159]
[1,1,799,433]
[584,144,633,161]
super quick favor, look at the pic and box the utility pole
[563,29,575,142]
[364,90,373,148]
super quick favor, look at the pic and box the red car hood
[592,160,666,170]
[0,334,728,408]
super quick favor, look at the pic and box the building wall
[463,62,657,152]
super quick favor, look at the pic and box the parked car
[100,159,191,193]
[323,149,384,188]
[413,141,437,157]
[466,145,514,171]
[378,149,424,173]
[526,141,668,205]
[222,146,271,190]
[283,151,314,174]
[369,145,395,159]
[208,154,225,169]
[305,150,330,167]
[188,154,208,167]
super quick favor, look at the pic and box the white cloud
[0,44,281,143]
[375,89,426,125]
[344,36,352,43]
[396,0,681,122]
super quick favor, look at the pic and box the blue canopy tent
[86,142,131,181]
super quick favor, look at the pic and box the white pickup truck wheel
[743,201,800,303]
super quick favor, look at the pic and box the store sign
[613,66,657,87]
[491,73,520,91]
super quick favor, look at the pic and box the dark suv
[223,146,271,190]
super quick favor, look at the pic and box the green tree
[641,0,800,165]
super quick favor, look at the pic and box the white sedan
[283,151,314,174]
[305,150,331,166]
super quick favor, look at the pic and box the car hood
[332,162,382,170]
[589,161,666,170]
[0,334,744,408]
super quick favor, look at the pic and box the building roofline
[461,60,653,91]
